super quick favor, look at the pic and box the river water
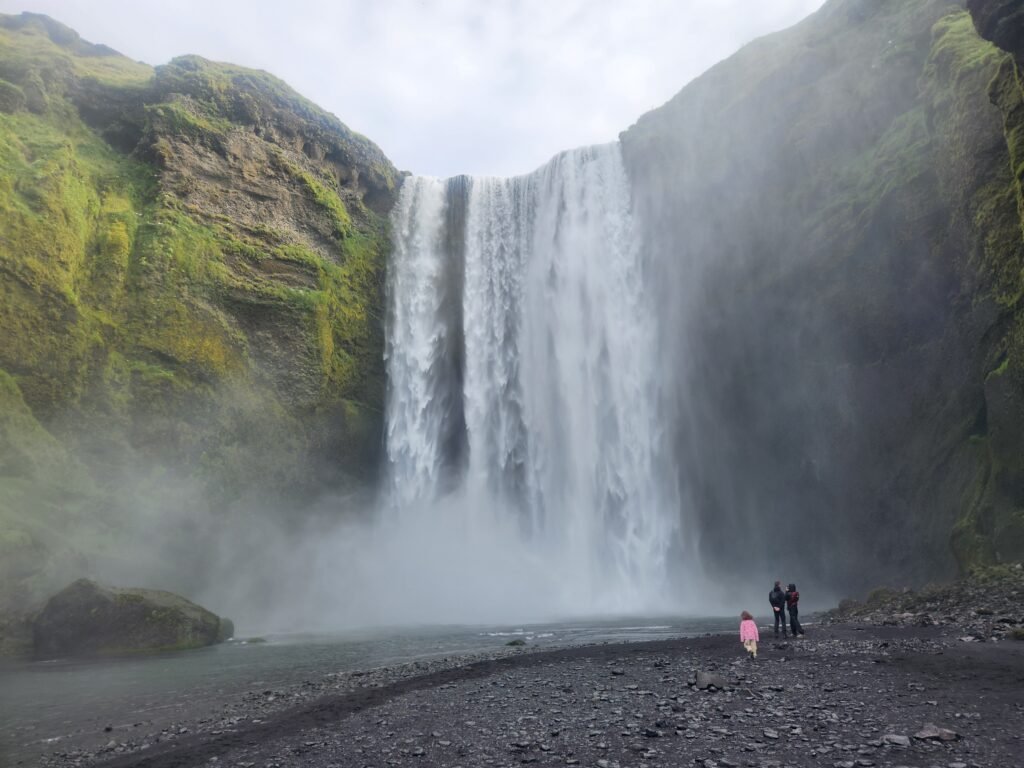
[1,616,735,763]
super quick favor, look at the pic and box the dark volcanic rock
[967,0,1024,66]
[34,625,1023,768]
[620,0,1024,587]
[32,579,229,657]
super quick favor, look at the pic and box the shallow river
[1,616,738,763]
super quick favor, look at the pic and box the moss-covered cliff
[0,13,398,632]
[621,0,1024,590]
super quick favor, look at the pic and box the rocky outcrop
[621,0,1024,590]
[825,564,1024,641]
[967,0,1024,66]
[32,579,233,657]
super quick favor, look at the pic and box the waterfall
[384,144,681,617]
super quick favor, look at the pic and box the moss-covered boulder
[32,578,231,657]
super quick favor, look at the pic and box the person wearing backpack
[769,581,788,638]
[786,583,805,636]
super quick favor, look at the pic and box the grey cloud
[2,0,826,175]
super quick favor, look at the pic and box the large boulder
[32,579,232,657]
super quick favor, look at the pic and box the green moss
[145,100,232,146]
[0,77,24,112]
[277,157,353,239]
[923,12,1024,307]
[988,355,1011,379]
[0,11,394,626]
[952,437,999,570]
[0,15,152,91]
[805,107,932,245]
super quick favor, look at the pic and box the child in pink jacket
[740,610,759,659]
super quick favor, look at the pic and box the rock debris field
[26,619,1024,768]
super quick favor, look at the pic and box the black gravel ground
[30,622,1024,768]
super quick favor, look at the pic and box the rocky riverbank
[825,565,1024,642]
[20,618,1022,768]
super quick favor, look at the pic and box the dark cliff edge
[621,0,1024,593]
[0,12,399,648]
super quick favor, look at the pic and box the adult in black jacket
[769,581,788,637]
[786,583,805,636]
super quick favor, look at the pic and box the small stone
[914,724,960,741]
[695,671,729,690]
[763,728,779,740]
[882,734,910,747]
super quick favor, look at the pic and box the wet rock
[32,579,228,658]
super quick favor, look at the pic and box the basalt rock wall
[620,0,1024,593]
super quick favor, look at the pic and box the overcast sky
[1,0,826,177]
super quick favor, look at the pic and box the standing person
[769,581,788,638]
[739,610,759,660]
[786,583,805,636]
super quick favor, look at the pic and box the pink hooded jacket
[740,619,760,642]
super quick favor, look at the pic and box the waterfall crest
[385,144,682,617]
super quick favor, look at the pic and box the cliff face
[621,0,1024,592]
[0,13,398,622]
[3,0,1023,632]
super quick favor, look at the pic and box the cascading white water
[384,144,681,618]
[385,176,450,507]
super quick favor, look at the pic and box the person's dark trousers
[789,608,803,636]
[773,609,787,637]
